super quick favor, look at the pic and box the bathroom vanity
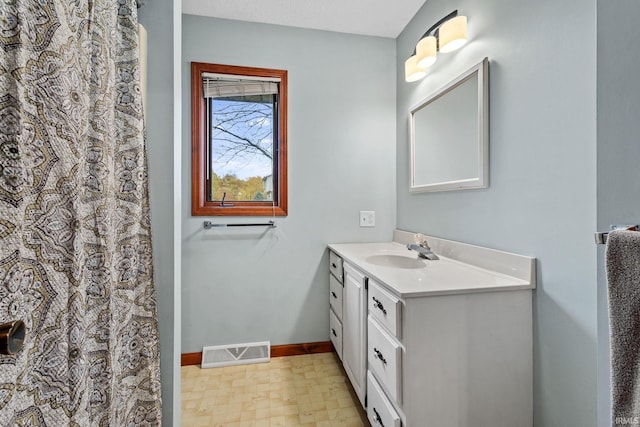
[328,230,536,427]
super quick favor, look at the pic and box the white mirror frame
[409,57,489,193]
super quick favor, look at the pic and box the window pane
[191,62,287,217]
[208,95,276,202]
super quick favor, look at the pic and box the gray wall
[396,1,597,426]
[181,16,396,352]
[138,2,176,424]
[596,1,640,425]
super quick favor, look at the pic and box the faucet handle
[414,233,430,249]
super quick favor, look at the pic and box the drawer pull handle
[372,297,387,315]
[331,291,338,299]
[373,407,385,426]
[373,347,387,365]
[331,328,337,337]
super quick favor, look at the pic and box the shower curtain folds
[0,0,162,425]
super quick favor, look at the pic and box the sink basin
[365,254,426,269]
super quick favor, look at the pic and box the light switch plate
[359,211,375,227]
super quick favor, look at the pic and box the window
[191,62,288,216]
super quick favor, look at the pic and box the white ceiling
[182,0,428,38]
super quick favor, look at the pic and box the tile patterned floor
[181,352,370,427]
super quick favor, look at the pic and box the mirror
[409,57,488,192]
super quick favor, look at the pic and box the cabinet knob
[373,347,387,365]
[331,291,338,299]
[331,328,337,337]
[372,297,387,315]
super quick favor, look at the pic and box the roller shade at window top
[202,74,279,98]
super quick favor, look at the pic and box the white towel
[607,230,640,426]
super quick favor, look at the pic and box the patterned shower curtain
[0,0,162,425]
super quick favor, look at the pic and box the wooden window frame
[191,62,288,216]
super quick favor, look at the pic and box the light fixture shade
[439,15,467,53]
[416,36,437,69]
[405,55,426,82]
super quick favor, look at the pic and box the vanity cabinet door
[342,262,367,408]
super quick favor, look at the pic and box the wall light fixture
[405,10,468,82]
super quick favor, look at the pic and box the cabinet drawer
[329,251,344,283]
[367,371,401,427]
[368,316,402,403]
[369,279,401,338]
[329,274,343,320]
[329,309,343,360]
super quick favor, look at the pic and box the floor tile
[182,352,369,426]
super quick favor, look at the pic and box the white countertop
[328,239,535,298]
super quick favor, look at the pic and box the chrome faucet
[407,236,439,260]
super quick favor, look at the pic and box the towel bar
[203,220,276,230]
[595,225,639,244]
